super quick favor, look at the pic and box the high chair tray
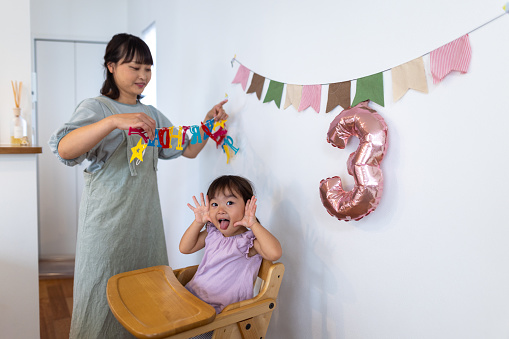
[107,265,216,338]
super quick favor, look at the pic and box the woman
[49,33,228,338]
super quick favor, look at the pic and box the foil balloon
[319,101,388,221]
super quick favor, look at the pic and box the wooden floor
[39,278,74,339]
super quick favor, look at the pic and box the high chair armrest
[221,261,285,314]
[173,265,199,285]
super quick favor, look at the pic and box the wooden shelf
[0,145,42,154]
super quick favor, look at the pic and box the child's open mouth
[219,219,230,230]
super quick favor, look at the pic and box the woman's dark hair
[100,33,153,100]
[207,175,255,204]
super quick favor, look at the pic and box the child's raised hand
[187,193,211,224]
[234,196,258,228]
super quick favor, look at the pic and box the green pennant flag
[352,72,384,107]
[263,80,284,108]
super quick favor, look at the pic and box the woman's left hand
[205,99,229,122]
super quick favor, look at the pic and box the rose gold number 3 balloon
[319,101,388,221]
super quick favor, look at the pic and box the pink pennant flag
[232,65,250,90]
[430,34,472,84]
[298,85,321,113]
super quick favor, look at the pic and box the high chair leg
[237,318,260,339]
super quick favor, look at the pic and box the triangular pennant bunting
[284,84,303,110]
[430,34,472,84]
[263,80,284,108]
[352,72,384,107]
[247,73,265,100]
[298,85,321,113]
[391,57,428,102]
[232,64,250,90]
[326,81,351,113]
[231,24,480,112]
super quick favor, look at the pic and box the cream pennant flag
[283,84,303,110]
[391,57,428,102]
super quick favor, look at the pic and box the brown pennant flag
[326,81,351,113]
[247,73,265,100]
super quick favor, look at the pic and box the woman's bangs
[121,40,153,65]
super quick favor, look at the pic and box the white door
[36,40,106,260]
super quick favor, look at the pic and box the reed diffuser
[10,80,29,146]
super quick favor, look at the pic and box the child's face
[209,188,246,237]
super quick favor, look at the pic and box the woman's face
[108,58,152,104]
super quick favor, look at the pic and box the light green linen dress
[49,96,188,338]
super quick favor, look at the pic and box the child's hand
[234,196,258,228]
[187,193,211,224]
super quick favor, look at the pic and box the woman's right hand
[109,112,157,140]
[187,193,211,224]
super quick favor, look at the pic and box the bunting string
[231,7,508,113]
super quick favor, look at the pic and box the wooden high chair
[107,259,285,338]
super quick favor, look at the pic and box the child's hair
[207,175,255,204]
[101,33,154,100]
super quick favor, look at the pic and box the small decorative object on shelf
[10,80,29,146]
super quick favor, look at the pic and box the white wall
[30,0,128,41]
[0,1,128,337]
[128,1,509,338]
[0,0,33,145]
[0,1,40,338]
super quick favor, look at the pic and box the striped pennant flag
[298,85,321,113]
[430,34,472,84]
[232,64,250,90]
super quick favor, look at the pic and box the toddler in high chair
[179,175,282,323]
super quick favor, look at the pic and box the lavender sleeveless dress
[186,222,263,313]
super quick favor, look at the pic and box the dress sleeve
[147,105,190,160]
[205,222,217,234]
[47,98,109,167]
[237,230,257,259]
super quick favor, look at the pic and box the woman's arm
[58,112,157,160]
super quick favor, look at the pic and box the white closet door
[36,40,106,259]
[74,42,106,213]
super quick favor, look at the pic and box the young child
[180,175,282,314]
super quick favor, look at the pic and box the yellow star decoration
[213,119,227,130]
[130,138,147,163]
